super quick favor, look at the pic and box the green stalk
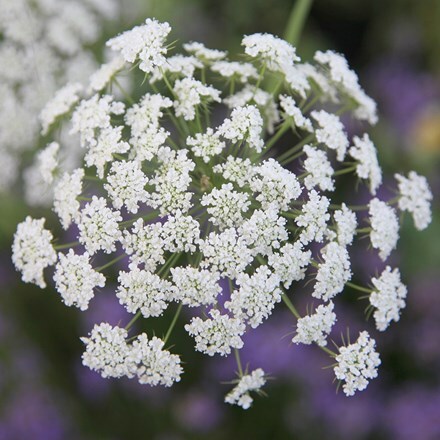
[268,0,314,95]
[164,304,183,344]
[284,0,314,46]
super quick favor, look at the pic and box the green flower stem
[96,253,126,272]
[113,78,134,105]
[333,166,357,176]
[268,0,314,95]
[356,227,371,233]
[281,293,301,319]
[387,196,400,206]
[318,345,337,357]
[275,133,314,163]
[53,241,79,250]
[166,110,187,139]
[125,310,142,331]
[195,106,203,133]
[284,0,314,47]
[253,63,267,94]
[234,348,244,377]
[157,252,181,277]
[77,196,93,202]
[346,281,372,294]
[301,92,322,113]
[119,210,160,227]
[264,119,291,152]
[163,303,183,344]
[161,70,176,98]
[84,175,102,182]
[280,149,305,166]
[229,78,235,96]
[329,203,369,212]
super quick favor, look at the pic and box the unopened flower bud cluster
[12,18,433,406]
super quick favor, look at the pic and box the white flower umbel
[185,309,246,356]
[187,128,226,163]
[161,211,201,253]
[395,171,433,231]
[148,147,195,215]
[218,105,264,153]
[106,18,171,73]
[334,331,381,396]
[171,266,222,307]
[279,94,313,132]
[293,302,336,347]
[303,144,334,191]
[125,92,173,134]
[14,17,433,404]
[121,219,165,271]
[201,183,250,229]
[173,77,221,121]
[213,156,255,187]
[88,55,125,92]
[53,168,84,230]
[151,54,203,83]
[333,204,357,247]
[54,250,105,311]
[104,160,149,214]
[70,94,125,148]
[242,33,300,73]
[268,241,311,288]
[117,268,173,318]
[313,242,351,302]
[223,85,280,134]
[183,42,227,63]
[348,134,382,195]
[85,126,130,178]
[250,158,302,210]
[239,204,288,256]
[295,190,330,245]
[37,141,59,184]
[199,228,254,279]
[40,82,83,135]
[225,265,282,329]
[314,50,378,125]
[370,266,407,331]
[12,216,57,288]
[225,368,266,410]
[129,334,183,386]
[211,61,259,83]
[77,196,122,255]
[368,198,399,261]
[81,323,130,379]
[311,110,349,161]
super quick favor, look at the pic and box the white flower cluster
[225,368,266,409]
[185,310,246,356]
[54,250,105,311]
[0,0,119,195]
[12,18,433,404]
[334,331,381,396]
[368,198,399,261]
[81,323,182,386]
[395,171,433,231]
[370,266,407,331]
[12,216,57,288]
[293,302,336,347]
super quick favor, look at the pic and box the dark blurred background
[1,1,439,439]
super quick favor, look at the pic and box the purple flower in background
[0,388,72,440]
[385,386,440,440]
[369,59,440,137]
[174,391,224,432]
